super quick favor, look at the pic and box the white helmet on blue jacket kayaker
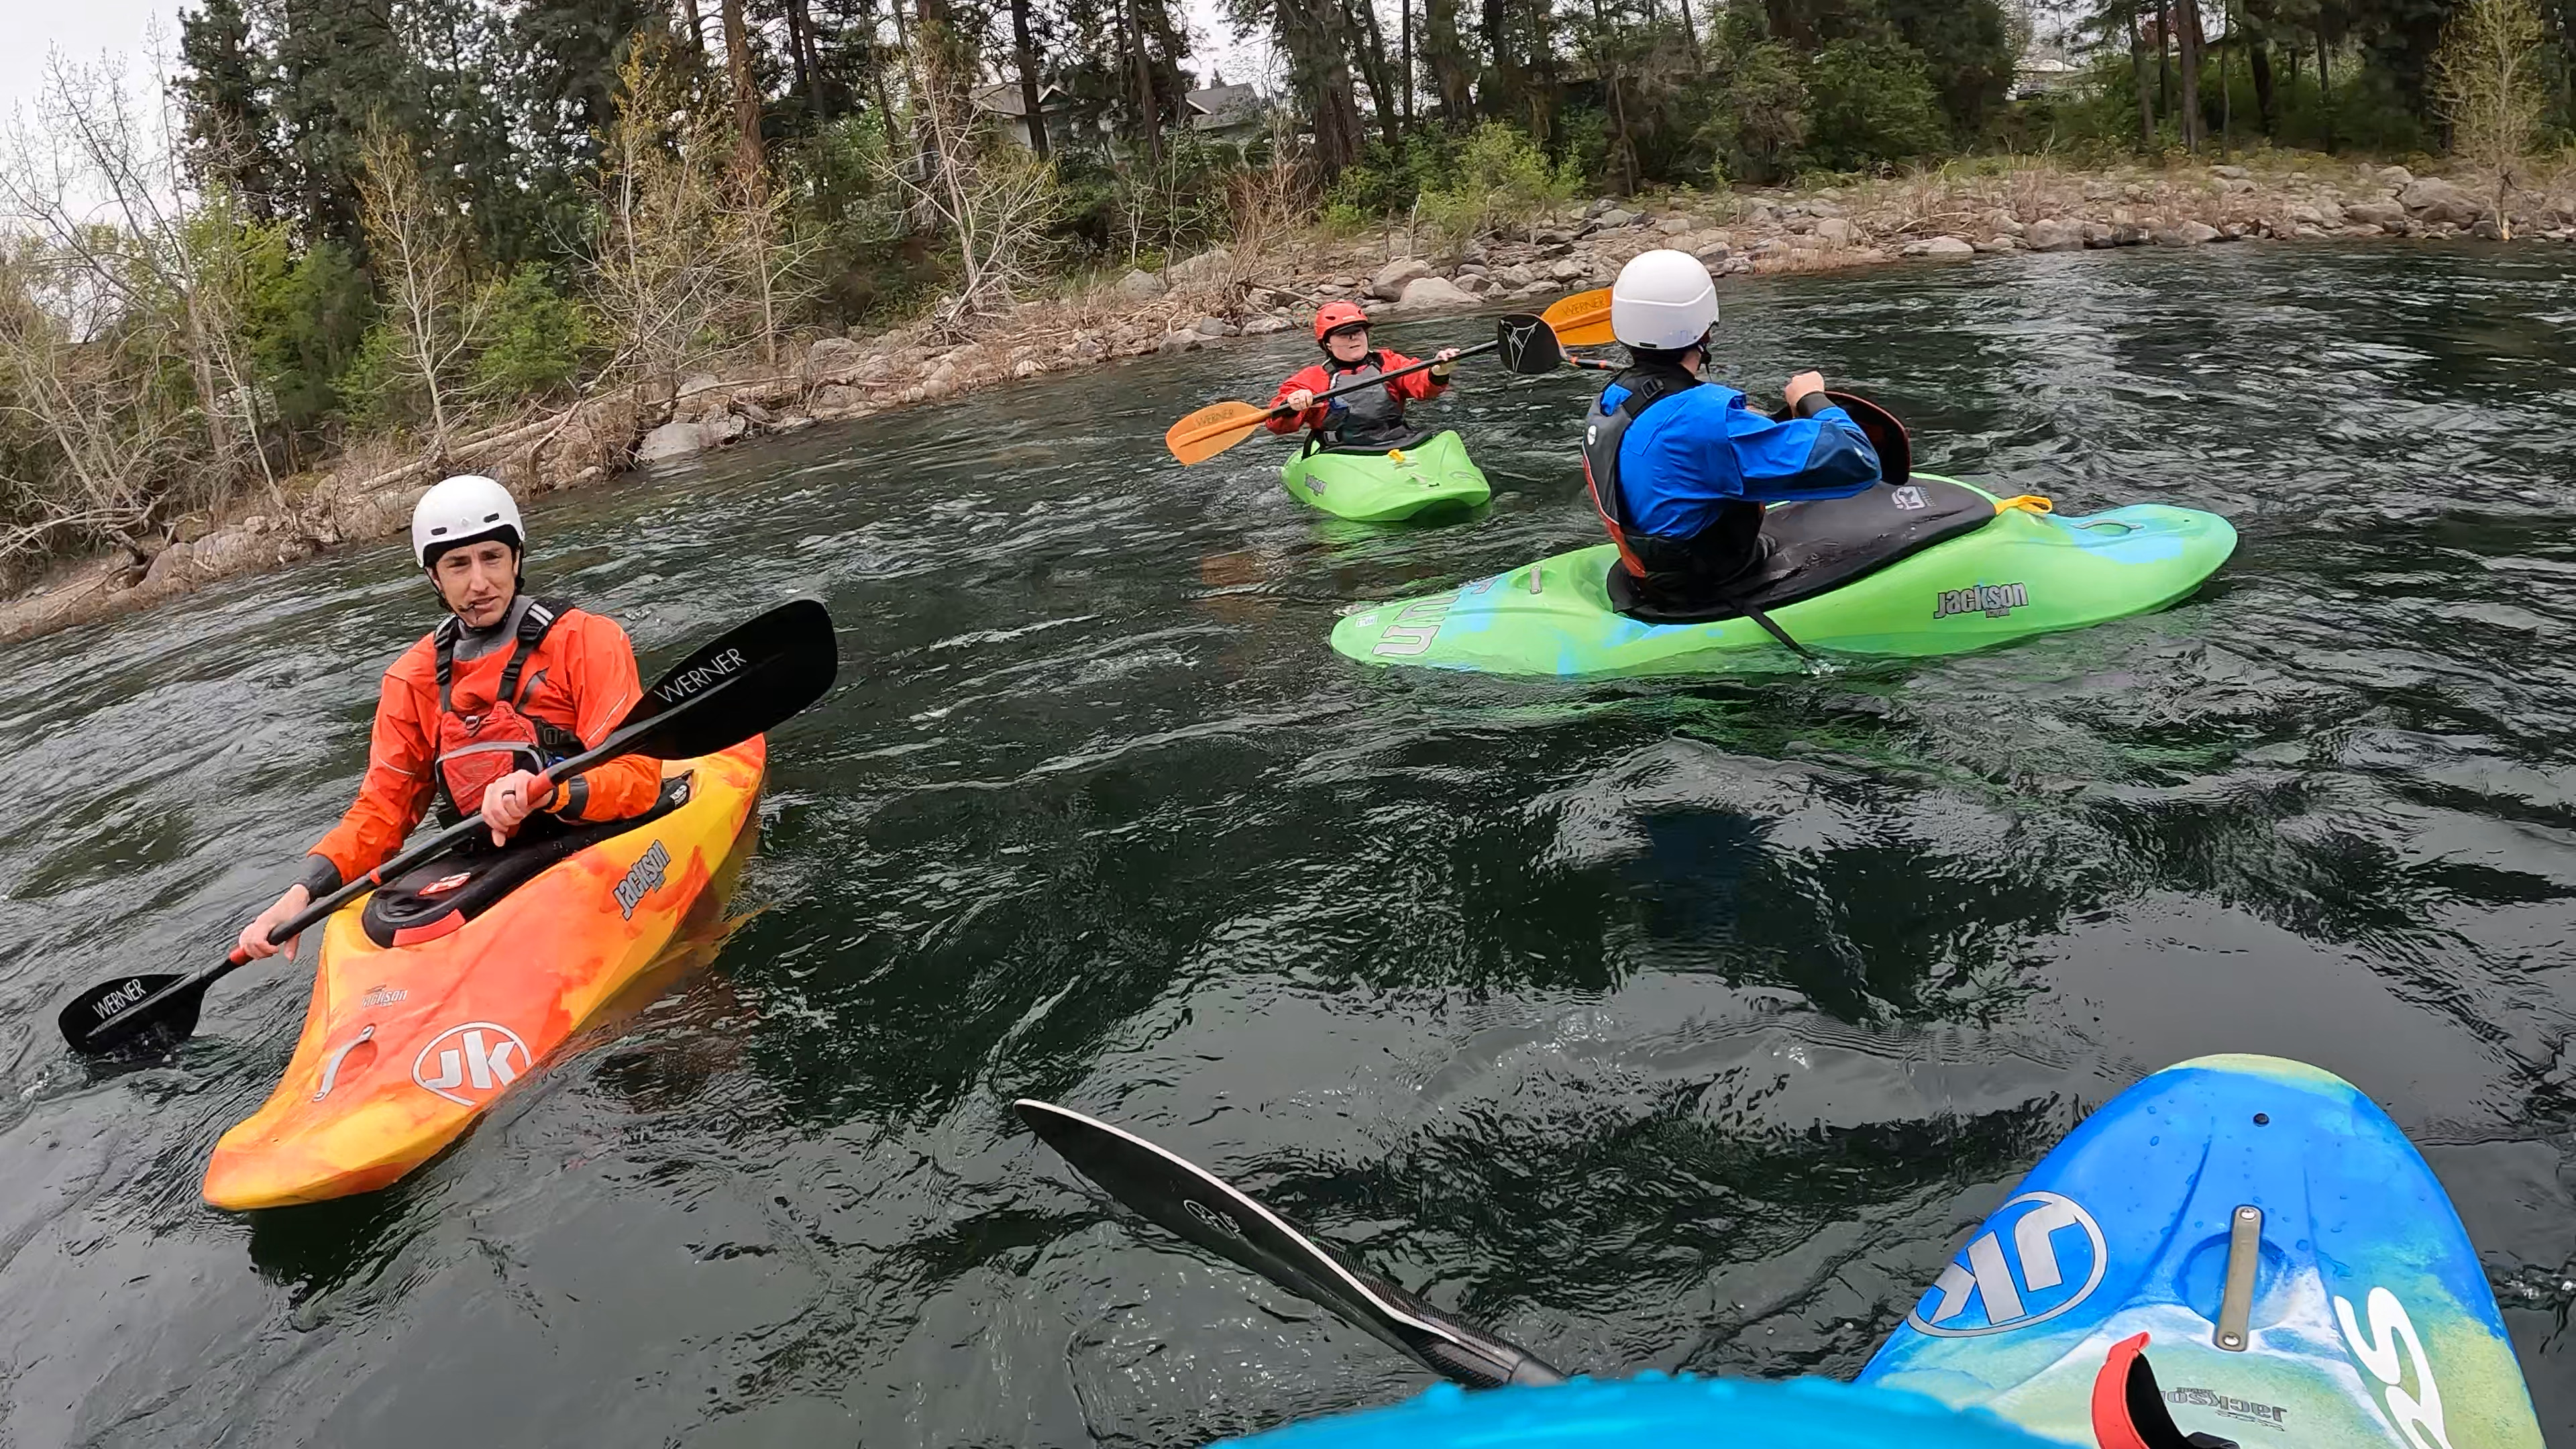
[1582,251,1878,617]
[1609,248,1719,354]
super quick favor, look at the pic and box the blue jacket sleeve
[1722,399,1882,503]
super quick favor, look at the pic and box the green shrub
[1805,40,1953,172]
[241,229,373,435]
[472,264,592,399]
[1415,120,1578,245]
[1701,42,1810,183]
[336,321,415,436]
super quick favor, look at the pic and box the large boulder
[637,420,709,462]
[2027,218,2085,252]
[675,372,727,419]
[1906,235,1975,258]
[1369,256,1438,299]
[1816,217,1854,248]
[141,540,197,592]
[804,337,863,378]
[1591,207,1640,229]
[2343,197,2408,229]
[2374,164,2415,191]
[2400,176,2483,225]
[1548,256,1587,281]
[1393,275,1481,313]
[1162,246,1233,284]
[1116,268,1168,300]
[1668,228,1733,262]
[2152,221,2221,247]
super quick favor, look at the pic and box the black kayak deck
[1607,477,1996,624]
[359,772,695,948]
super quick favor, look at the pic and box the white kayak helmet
[411,474,525,569]
[1610,248,1720,352]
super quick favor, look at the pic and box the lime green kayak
[1331,476,2235,677]
[1281,430,1491,522]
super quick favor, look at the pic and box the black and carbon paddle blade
[60,972,200,1059]
[1495,314,1568,376]
[1015,1098,1564,1389]
[614,596,839,759]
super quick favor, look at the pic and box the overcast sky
[7,0,1271,119]
[5,0,173,118]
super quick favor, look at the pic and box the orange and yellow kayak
[203,741,764,1210]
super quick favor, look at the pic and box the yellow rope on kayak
[1388,448,1409,464]
[1993,494,2055,515]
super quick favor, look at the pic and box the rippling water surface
[1,243,2571,1446]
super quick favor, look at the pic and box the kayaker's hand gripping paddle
[58,596,841,1058]
[1495,311,1915,482]
[1014,1098,1565,1389]
[1161,288,1615,466]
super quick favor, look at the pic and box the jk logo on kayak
[1934,582,2029,620]
[652,647,748,704]
[413,1022,528,1106]
[1905,1191,2106,1337]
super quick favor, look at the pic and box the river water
[0,243,2569,1446]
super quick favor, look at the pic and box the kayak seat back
[1300,425,1440,458]
[360,770,696,949]
[1607,476,1995,624]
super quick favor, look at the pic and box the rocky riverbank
[3,154,2567,647]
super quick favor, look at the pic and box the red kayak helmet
[1313,301,1369,342]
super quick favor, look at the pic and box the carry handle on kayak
[56,598,840,1059]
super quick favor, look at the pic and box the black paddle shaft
[1269,341,1493,421]
[59,598,838,1057]
[1015,1099,1566,1389]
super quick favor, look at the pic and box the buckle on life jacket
[432,598,583,821]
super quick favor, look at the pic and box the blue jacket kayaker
[1582,249,1882,612]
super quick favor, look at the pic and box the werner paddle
[1014,1098,1566,1389]
[59,596,840,1059]
[1162,288,1612,466]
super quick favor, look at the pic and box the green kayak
[1281,429,1492,522]
[1331,475,2235,678]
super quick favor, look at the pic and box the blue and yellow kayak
[1860,1053,2544,1448]
[1227,1055,2542,1446]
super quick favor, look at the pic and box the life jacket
[1317,352,1413,447]
[1580,362,1768,602]
[431,596,588,827]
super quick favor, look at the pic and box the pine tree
[176,0,285,217]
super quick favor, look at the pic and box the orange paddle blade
[1165,400,1274,464]
[1540,287,1614,347]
